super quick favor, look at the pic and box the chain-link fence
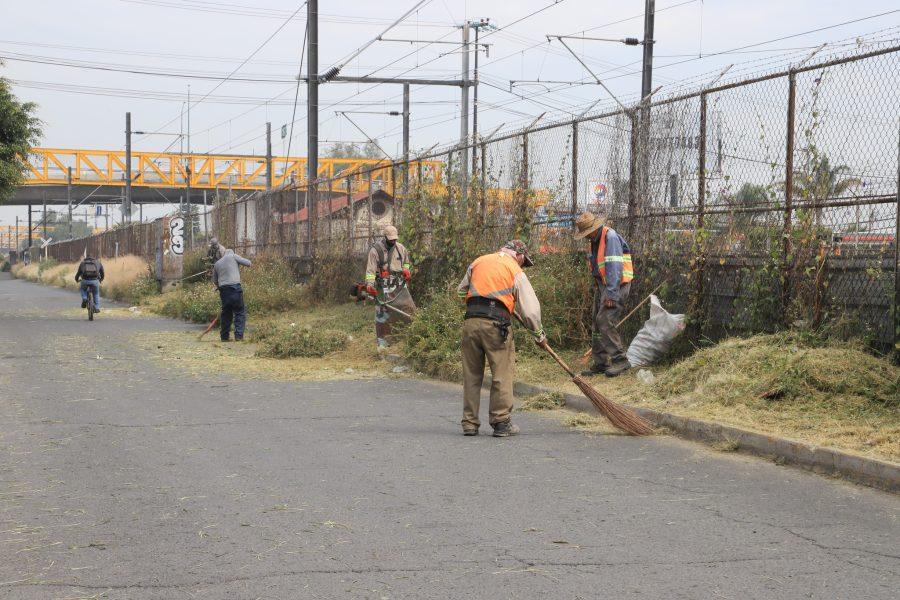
[47,43,900,351]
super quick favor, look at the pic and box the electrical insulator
[319,66,341,82]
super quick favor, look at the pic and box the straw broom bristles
[539,341,654,436]
[571,374,654,436]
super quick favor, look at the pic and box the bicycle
[85,285,97,321]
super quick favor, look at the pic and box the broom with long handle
[198,316,219,340]
[514,316,654,436]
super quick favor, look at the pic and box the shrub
[304,242,365,305]
[255,324,347,358]
[241,253,305,313]
[37,258,58,275]
[402,284,464,380]
[156,254,304,322]
[159,284,219,323]
[182,248,209,281]
[1,260,10,272]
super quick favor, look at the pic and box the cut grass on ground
[137,302,899,462]
[513,332,899,463]
[133,302,406,382]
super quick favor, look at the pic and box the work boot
[462,428,479,436]
[605,359,632,378]
[492,421,520,437]
[580,363,606,377]
[94,308,100,313]
[81,300,87,309]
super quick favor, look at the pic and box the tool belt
[465,297,512,342]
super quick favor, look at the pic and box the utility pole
[307,0,319,256]
[265,122,273,191]
[640,0,656,104]
[67,167,73,239]
[185,85,191,219]
[125,112,132,222]
[459,21,471,216]
[402,83,410,202]
[42,200,47,241]
[27,204,32,249]
[639,0,656,203]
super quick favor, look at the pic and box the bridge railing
[23,148,442,192]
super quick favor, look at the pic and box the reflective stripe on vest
[591,227,634,285]
[465,252,521,314]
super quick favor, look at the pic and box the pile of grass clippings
[255,323,348,358]
[654,332,898,408]
[519,391,567,411]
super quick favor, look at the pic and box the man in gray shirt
[212,249,252,341]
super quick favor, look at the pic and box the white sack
[626,295,685,367]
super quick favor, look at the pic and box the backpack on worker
[81,258,100,280]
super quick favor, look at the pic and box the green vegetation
[403,251,593,379]
[654,332,898,408]
[0,67,42,202]
[254,322,348,358]
[156,254,305,322]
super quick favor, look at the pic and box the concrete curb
[512,381,900,494]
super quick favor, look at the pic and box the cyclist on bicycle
[75,254,105,312]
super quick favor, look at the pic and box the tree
[325,141,383,160]
[0,64,41,203]
[791,147,861,228]
[728,182,771,230]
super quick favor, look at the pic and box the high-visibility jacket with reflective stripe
[589,226,634,288]
[465,252,522,314]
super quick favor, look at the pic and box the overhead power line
[138,1,308,141]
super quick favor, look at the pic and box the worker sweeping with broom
[457,240,547,437]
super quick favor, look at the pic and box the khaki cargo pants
[461,317,515,430]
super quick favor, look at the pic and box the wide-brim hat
[573,212,604,239]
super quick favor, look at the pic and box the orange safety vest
[465,252,521,314]
[591,226,634,285]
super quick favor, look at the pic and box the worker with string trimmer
[363,225,417,348]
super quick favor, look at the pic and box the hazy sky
[2,0,899,226]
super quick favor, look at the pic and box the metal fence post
[367,171,374,245]
[571,121,579,223]
[480,142,487,230]
[627,111,639,240]
[346,176,353,254]
[783,70,797,323]
[327,178,333,243]
[894,118,899,361]
[694,92,708,333]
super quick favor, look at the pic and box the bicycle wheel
[87,289,95,321]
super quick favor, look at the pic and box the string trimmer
[348,282,413,319]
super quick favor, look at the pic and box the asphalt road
[0,273,898,600]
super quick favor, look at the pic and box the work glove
[402,268,411,282]
[365,285,379,298]
[534,332,548,350]
[604,298,617,309]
